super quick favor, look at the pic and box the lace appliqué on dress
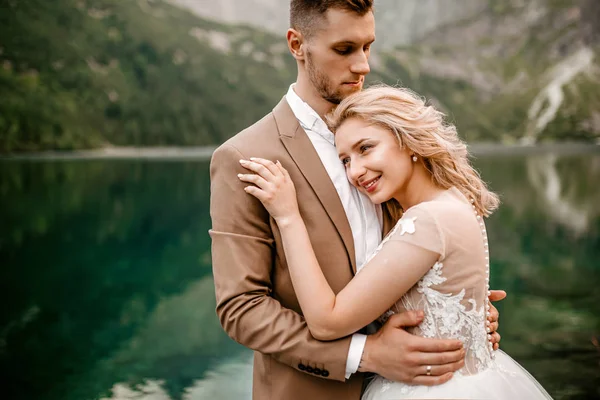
[368,211,499,396]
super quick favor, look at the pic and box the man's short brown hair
[290,0,374,39]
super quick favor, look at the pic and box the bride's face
[336,117,414,204]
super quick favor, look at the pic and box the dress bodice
[360,188,494,394]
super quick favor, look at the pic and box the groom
[210,1,504,399]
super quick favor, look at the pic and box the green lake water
[1,152,599,399]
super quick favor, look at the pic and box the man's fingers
[414,359,464,379]
[488,304,499,323]
[488,290,506,302]
[411,372,454,386]
[490,332,501,344]
[416,348,465,366]
[410,335,463,353]
[488,321,499,333]
[386,311,424,329]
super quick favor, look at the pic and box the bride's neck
[394,165,445,210]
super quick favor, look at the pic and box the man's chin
[328,86,362,104]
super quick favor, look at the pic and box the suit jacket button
[314,368,322,375]
[322,370,329,377]
[298,363,306,371]
[306,366,314,373]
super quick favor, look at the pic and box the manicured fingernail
[237,174,243,178]
[239,159,246,164]
[249,157,257,161]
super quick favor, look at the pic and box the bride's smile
[336,117,415,205]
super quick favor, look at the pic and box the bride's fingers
[243,185,268,202]
[249,157,281,178]
[276,160,291,180]
[239,159,276,181]
[238,173,269,190]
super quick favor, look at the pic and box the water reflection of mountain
[478,154,600,398]
[1,154,599,399]
[96,278,251,400]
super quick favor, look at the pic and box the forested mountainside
[1,0,598,152]
[0,0,296,152]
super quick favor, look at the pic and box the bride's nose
[347,159,367,185]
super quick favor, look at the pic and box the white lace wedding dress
[361,188,553,399]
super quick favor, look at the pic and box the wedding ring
[426,365,432,376]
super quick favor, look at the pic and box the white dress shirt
[285,84,382,379]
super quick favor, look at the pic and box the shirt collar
[285,84,335,145]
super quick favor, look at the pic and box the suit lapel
[273,98,357,273]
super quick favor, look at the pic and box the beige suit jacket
[209,97,393,399]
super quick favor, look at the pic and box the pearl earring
[412,155,418,162]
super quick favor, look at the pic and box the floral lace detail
[357,214,416,272]
[373,260,494,396]
[408,262,493,373]
[363,209,498,397]
[397,216,417,235]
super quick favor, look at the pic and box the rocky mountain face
[170,0,599,143]
[168,0,486,48]
[376,0,600,143]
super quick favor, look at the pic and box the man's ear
[287,28,306,61]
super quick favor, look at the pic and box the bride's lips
[360,176,381,193]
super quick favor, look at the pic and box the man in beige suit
[210,1,504,399]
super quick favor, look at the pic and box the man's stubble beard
[306,50,353,105]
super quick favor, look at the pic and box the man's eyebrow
[332,38,376,46]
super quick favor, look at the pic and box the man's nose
[350,50,370,75]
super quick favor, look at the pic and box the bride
[237,85,552,399]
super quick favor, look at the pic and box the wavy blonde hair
[327,85,499,220]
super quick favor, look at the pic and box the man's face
[304,8,375,104]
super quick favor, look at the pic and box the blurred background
[1,0,599,399]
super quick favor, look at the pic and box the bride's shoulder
[404,193,475,227]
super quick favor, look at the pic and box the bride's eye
[341,157,350,166]
[360,144,373,153]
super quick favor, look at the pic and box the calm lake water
[1,152,599,400]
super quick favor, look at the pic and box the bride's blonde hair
[327,85,499,220]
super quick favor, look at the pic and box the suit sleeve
[209,143,352,381]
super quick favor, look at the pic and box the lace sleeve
[387,205,445,258]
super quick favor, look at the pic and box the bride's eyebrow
[352,138,372,150]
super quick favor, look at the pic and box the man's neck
[293,81,335,119]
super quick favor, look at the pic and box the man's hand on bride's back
[358,311,465,385]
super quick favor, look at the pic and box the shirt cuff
[345,333,367,379]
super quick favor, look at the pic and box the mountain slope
[0,0,295,152]
[1,0,598,152]
[372,0,600,143]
